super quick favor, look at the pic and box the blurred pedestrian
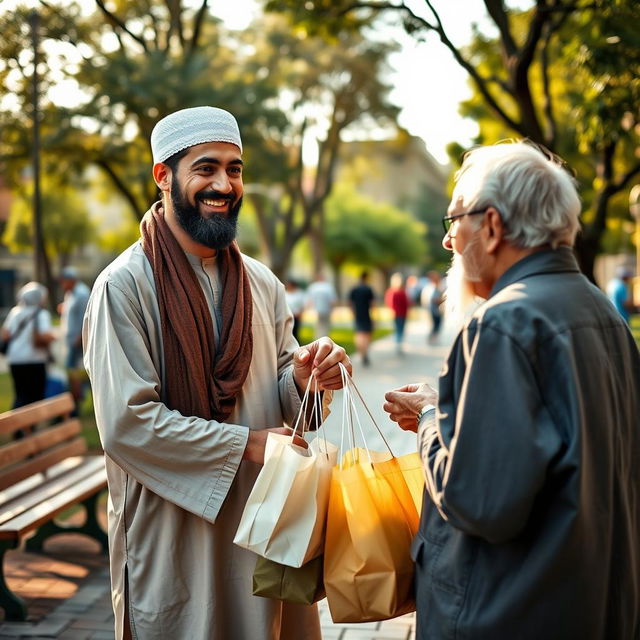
[606,265,637,324]
[420,270,445,344]
[284,278,306,343]
[384,141,640,639]
[306,272,337,339]
[58,266,91,407]
[1,282,55,410]
[349,270,375,366]
[384,272,409,354]
[405,274,423,305]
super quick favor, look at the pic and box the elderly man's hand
[384,383,438,433]
[293,337,352,392]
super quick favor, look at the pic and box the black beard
[170,180,242,250]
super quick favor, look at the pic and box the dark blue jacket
[415,247,640,639]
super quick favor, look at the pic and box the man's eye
[228,167,242,176]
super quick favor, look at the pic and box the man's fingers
[294,348,311,365]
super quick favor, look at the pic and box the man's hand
[383,383,438,433]
[293,337,352,392]
[242,427,308,464]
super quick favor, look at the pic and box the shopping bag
[234,379,338,567]
[252,554,325,605]
[323,364,424,623]
[395,451,425,515]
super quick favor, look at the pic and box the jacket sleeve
[83,278,249,524]
[418,321,562,543]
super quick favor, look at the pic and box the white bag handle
[288,373,332,460]
[337,362,395,469]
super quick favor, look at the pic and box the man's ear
[484,207,504,254]
[152,162,172,193]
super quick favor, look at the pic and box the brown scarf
[140,202,253,421]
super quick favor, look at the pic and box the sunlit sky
[0,0,532,165]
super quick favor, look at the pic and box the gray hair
[453,141,581,249]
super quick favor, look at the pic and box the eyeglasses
[442,208,489,234]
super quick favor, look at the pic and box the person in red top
[385,272,410,354]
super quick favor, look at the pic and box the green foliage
[265,0,372,39]
[324,184,426,272]
[455,2,640,262]
[270,0,640,279]
[3,179,95,263]
[297,324,392,352]
[1,2,403,278]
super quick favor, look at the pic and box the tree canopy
[267,0,640,283]
[1,1,404,280]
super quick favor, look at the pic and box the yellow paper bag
[396,451,425,516]
[324,448,419,623]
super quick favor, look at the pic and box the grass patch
[298,325,392,354]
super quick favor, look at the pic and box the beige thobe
[83,241,322,640]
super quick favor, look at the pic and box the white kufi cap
[150,106,243,164]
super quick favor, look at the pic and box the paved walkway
[0,315,454,640]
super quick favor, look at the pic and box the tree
[1,3,401,281]
[266,0,640,282]
[3,179,95,273]
[324,184,426,295]
[242,14,399,278]
[0,1,287,221]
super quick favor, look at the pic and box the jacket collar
[490,246,581,299]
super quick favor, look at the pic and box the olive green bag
[252,555,325,605]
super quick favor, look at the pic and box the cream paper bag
[234,380,337,568]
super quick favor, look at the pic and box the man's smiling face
[169,141,244,250]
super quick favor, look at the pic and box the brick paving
[0,315,450,639]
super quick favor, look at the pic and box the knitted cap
[150,106,243,164]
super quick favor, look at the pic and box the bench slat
[0,466,108,539]
[0,439,87,491]
[0,393,75,436]
[0,419,82,468]
[0,457,90,508]
[0,456,106,527]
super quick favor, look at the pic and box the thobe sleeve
[83,278,249,524]
[417,322,562,543]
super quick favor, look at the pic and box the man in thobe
[383,141,640,639]
[83,106,351,640]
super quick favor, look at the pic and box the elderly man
[384,141,640,639]
[83,106,350,640]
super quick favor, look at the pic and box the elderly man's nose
[442,231,453,251]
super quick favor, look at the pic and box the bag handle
[288,373,331,459]
[337,362,395,468]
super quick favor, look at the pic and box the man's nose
[442,231,453,251]
[211,171,232,193]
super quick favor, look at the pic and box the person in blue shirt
[606,265,637,324]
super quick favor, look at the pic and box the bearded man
[383,141,640,639]
[83,106,351,640]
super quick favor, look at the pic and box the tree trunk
[309,208,325,276]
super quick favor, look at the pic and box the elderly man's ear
[484,207,504,254]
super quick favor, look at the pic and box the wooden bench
[0,392,108,621]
